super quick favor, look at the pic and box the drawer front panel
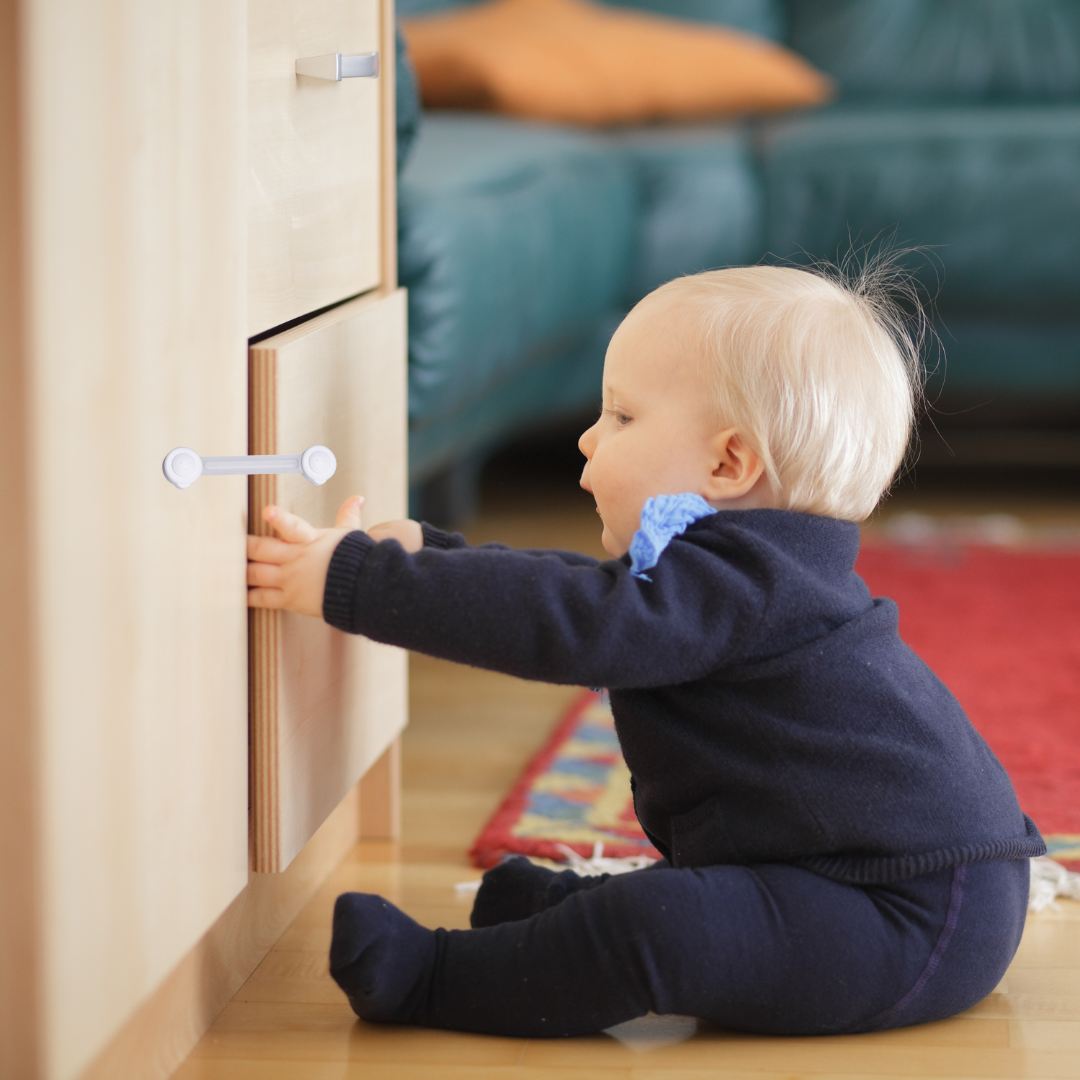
[249,289,407,871]
[249,0,382,337]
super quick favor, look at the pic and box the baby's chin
[600,524,630,560]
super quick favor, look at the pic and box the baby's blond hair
[650,263,924,521]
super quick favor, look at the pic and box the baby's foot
[470,855,606,928]
[330,893,436,1023]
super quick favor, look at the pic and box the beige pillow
[401,0,834,125]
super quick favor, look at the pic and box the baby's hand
[247,496,365,617]
[367,518,424,552]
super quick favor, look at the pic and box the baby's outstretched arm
[247,498,424,617]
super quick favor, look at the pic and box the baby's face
[578,296,723,558]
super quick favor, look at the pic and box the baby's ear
[705,429,766,502]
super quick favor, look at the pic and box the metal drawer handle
[163,446,337,490]
[295,52,379,81]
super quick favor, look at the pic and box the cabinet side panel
[76,784,363,1080]
[0,0,43,1074]
[24,3,250,1078]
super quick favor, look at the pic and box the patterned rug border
[469,690,660,868]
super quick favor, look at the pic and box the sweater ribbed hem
[323,530,376,632]
[421,522,464,549]
[793,832,1047,885]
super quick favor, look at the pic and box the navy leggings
[330,856,1029,1038]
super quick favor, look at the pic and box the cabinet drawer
[249,289,407,872]
[249,0,382,338]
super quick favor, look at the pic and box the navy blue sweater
[323,509,1044,883]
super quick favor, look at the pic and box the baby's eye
[615,411,632,426]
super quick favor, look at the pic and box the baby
[247,265,1044,1037]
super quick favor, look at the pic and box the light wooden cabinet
[1,0,405,1078]
[10,5,250,1079]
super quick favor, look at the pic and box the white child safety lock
[162,445,337,490]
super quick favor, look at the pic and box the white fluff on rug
[554,842,658,876]
[454,843,654,896]
[1029,856,1080,912]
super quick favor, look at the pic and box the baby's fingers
[247,561,283,589]
[263,505,318,544]
[247,586,287,609]
[335,495,365,531]
[248,533,294,564]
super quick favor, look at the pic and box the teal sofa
[396,0,1080,515]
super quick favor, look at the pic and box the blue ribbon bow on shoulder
[628,493,716,581]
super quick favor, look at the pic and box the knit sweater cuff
[323,530,376,632]
[421,522,466,550]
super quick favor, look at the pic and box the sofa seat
[400,113,635,479]
[919,316,1080,402]
[608,124,763,302]
[400,113,765,483]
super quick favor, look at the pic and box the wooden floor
[174,453,1080,1079]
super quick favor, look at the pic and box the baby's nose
[578,424,596,458]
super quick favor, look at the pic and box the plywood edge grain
[249,347,283,873]
[76,783,362,1080]
[249,600,282,873]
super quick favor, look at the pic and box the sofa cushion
[400,0,832,125]
[787,0,1080,102]
[607,125,763,301]
[399,112,636,428]
[761,104,1080,314]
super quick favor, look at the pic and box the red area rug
[471,544,1080,870]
